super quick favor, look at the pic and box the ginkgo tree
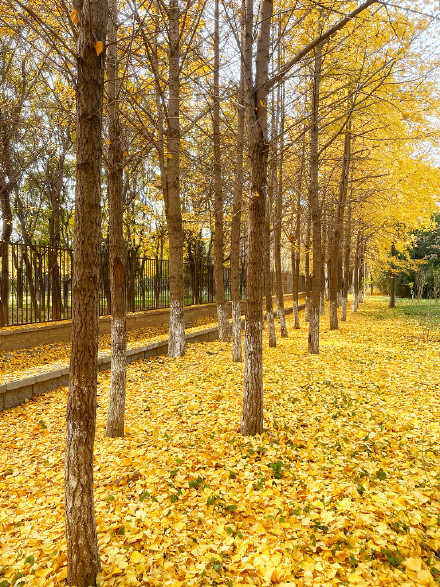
[0,0,440,585]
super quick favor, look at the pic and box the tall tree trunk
[329,126,351,330]
[240,0,272,437]
[352,232,361,312]
[341,201,352,321]
[304,209,311,322]
[308,43,322,355]
[0,181,13,326]
[359,240,365,302]
[230,21,245,362]
[320,212,326,316]
[274,82,287,337]
[64,0,107,584]
[105,0,127,438]
[291,137,304,329]
[166,0,185,357]
[0,105,17,326]
[48,143,66,320]
[213,0,229,341]
[264,176,276,347]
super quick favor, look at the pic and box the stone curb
[0,302,305,412]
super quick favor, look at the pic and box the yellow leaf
[56,568,68,581]
[130,550,145,564]
[405,557,422,573]
[70,9,79,23]
[263,566,276,582]
[417,569,434,585]
[95,41,104,56]
[123,151,128,158]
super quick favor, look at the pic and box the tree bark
[65,0,107,584]
[341,201,352,321]
[166,0,185,357]
[105,0,127,438]
[308,42,322,355]
[304,209,311,322]
[213,0,230,342]
[48,141,66,320]
[264,175,276,347]
[359,240,365,303]
[273,82,287,338]
[320,209,326,316]
[230,9,245,362]
[241,0,272,436]
[0,172,13,327]
[352,232,361,312]
[329,125,351,330]
[291,135,304,330]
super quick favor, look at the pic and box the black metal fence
[0,242,221,326]
[0,242,296,327]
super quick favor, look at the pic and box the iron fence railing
[0,241,297,327]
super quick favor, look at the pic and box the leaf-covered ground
[0,314,220,384]
[1,297,440,587]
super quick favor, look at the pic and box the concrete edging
[0,298,305,412]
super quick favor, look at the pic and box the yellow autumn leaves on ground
[1,297,440,586]
[0,313,219,385]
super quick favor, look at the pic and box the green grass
[394,297,440,325]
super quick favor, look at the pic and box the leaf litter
[0,315,220,385]
[0,297,440,586]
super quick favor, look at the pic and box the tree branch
[265,0,380,92]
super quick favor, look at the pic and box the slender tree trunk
[166,0,185,357]
[308,43,322,355]
[213,0,230,341]
[324,218,330,302]
[105,0,127,438]
[0,182,13,326]
[341,201,352,321]
[352,232,361,312]
[274,82,287,338]
[320,215,326,315]
[265,93,276,347]
[49,143,66,320]
[292,137,304,329]
[264,178,276,347]
[359,241,365,303]
[0,109,16,326]
[230,6,245,362]
[304,210,311,322]
[65,0,107,584]
[241,0,272,437]
[329,126,351,330]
